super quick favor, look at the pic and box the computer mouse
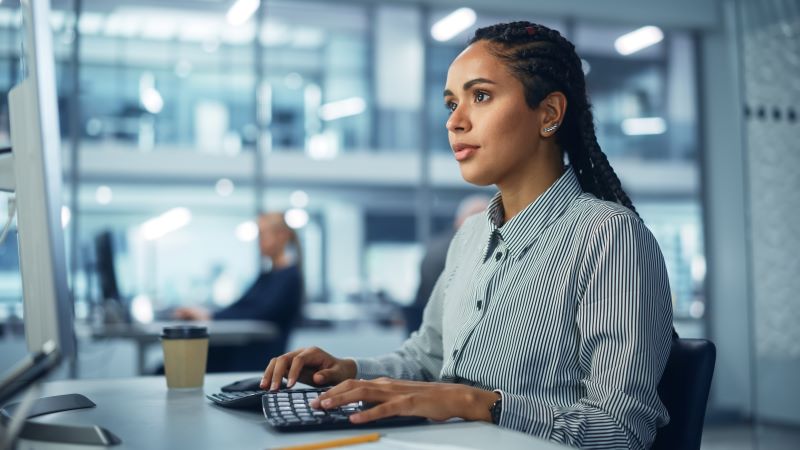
[220,376,287,392]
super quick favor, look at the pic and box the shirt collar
[483,166,583,260]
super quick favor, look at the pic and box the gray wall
[738,0,800,426]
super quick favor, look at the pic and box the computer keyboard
[262,388,426,432]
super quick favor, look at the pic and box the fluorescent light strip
[227,0,260,27]
[318,97,366,121]
[141,208,192,240]
[621,117,667,136]
[614,26,664,56]
[431,8,476,42]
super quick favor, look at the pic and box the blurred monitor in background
[93,230,129,324]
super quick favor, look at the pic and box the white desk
[84,320,278,375]
[17,373,568,449]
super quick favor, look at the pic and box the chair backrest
[653,338,716,450]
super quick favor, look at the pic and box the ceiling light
[614,26,664,56]
[621,117,667,135]
[307,132,338,160]
[284,208,309,229]
[215,178,235,197]
[140,208,192,241]
[318,97,366,121]
[227,0,260,27]
[431,8,476,42]
[61,206,71,228]
[95,186,113,205]
[139,73,163,114]
[235,220,259,242]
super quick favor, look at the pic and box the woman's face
[258,215,289,259]
[444,41,546,187]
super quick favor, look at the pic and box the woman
[176,212,303,371]
[262,22,672,449]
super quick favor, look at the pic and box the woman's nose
[446,105,470,133]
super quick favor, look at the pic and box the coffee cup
[161,325,209,389]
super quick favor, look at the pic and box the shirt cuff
[496,389,554,440]
[351,357,386,380]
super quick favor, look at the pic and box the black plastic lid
[161,325,208,339]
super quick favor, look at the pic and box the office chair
[653,338,716,450]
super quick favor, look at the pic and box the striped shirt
[355,167,673,449]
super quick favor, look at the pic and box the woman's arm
[353,269,447,381]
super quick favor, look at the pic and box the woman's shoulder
[571,193,641,225]
[566,194,661,250]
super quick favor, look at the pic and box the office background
[0,0,797,448]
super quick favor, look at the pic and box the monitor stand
[1,393,121,446]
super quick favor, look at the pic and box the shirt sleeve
[497,213,673,450]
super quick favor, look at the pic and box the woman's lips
[453,145,479,161]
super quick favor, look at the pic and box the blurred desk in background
[82,320,278,375]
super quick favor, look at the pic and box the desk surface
[20,373,568,450]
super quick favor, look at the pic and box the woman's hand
[260,347,357,391]
[309,377,500,424]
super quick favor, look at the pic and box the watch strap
[489,392,502,425]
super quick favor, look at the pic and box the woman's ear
[539,92,567,137]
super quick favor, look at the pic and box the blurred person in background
[174,212,303,372]
[404,195,490,335]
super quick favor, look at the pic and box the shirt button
[495,252,503,261]
[477,300,482,310]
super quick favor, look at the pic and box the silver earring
[543,123,559,133]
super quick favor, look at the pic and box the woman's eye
[474,91,490,103]
[445,101,457,113]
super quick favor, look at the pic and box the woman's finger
[286,347,327,387]
[268,350,302,390]
[349,398,407,424]
[314,383,385,409]
[260,357,277,389]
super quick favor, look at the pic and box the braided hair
[470,22,637,215]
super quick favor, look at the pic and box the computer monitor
[0,0,74,358]
[0,0,118,445]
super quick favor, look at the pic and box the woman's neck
[271,253,292,270]
[497,152,564,223]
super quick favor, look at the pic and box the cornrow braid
[469,21,638,216]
